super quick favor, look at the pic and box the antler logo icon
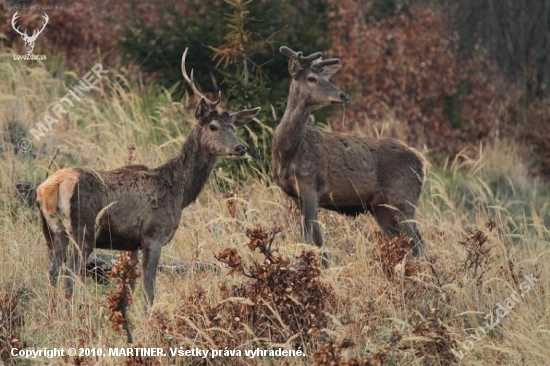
[11,11,49,54]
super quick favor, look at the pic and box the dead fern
[104,251,140,343]
[374,235,419,279]
[408,308,458,365]
[0,290,26,364]
[223,189,249,218]
[311,328,398,366]
[154,225,335,360]
[460,220,496,285]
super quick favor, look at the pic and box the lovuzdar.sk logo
[11,10,48,61]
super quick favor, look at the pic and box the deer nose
[234,145,247,156]
[340,91,349,103]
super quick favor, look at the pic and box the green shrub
[119,0,333,184]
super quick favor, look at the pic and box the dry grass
[0,49,549,365]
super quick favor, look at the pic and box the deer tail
[36,168,79,214]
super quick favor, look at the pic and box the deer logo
[11,11,49,54]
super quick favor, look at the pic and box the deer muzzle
[331,91,349,104]
[234,145,247,156]
[340,91,350,103]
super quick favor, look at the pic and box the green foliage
[443,80,469,129]
[119,0,331,102]
[119,0,332,184]
[119,4,220,95]
[371,0,406,19]
[209,0,280,183]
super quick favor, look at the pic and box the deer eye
[307,76,317,83]
[209,123,219,132]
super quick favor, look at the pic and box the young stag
[272,46,427,257]
[37,48,260,304]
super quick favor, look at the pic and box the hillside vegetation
[1,1,550,365]
[1,0,548,177]
[1,46,549,365]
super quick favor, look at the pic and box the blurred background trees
[451,0,550,101]
[1,0,548,179]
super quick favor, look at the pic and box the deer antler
[301,51,323,65]
[181,48,221,109]
[280,46,298,58]
[280,46,324,67]
[11,11,28,38]
[312,57,341,69]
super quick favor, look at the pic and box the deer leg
[402,221,423,257]
[41,213,58,286]
[128,249,139,294]
[66,221,94,299]
[40,212,69,287]
[299,188,330,266]
[372,205,400,238]
[375,204,423,257]
[396,205,423,257]
[49,230,70,286]
[141,243,162,306]
[299,188,323,248]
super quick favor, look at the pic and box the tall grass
[1,48,549,365]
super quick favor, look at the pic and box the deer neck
[275,83,313,154]
[157,126,217,209]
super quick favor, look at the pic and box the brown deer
[272,46,427,259]
[36,48,260,304]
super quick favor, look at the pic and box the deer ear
[194,98,210,122]
[231,107,261,127]
[319,63,341,79]
[288,56,302,77]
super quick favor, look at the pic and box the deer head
[280,46,349,110]
[12,11,49,54]
[181,48,260,157]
